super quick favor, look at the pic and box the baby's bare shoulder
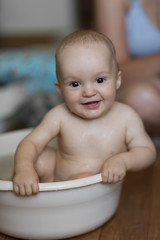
[115,102,152,146]
[46,103,68,117]
[114,102,140,120]
[113,102,145,134]
[38,103,67,127]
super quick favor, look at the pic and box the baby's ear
[116,71,121,90]
[54,81,63,96]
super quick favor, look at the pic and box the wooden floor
[1,150,160,240]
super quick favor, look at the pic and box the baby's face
[56,42,121,120]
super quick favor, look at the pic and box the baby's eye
[70,81,80,87]
[96,77,105,84]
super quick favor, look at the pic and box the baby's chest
[61,126,126,157]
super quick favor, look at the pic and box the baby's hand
[13,167,39,196]
[102,156,127,183]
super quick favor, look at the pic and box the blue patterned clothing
[0,51,57,94]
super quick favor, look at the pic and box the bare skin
[95,0,160,133]
[13,36,156,196]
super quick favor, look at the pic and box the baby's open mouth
[83,101,100,105]
[82,101,101,109]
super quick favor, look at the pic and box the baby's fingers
[13,183,26,196]
[101,170,109,183]
[102,168,126,184]
[23,183,39,196]
[102,167,116,183]
[13,183,39,196]
[13,183,20,195]
[111,170,126,183]
[19,185,27,196]
[31,183,39,195]
[108,171,115,183]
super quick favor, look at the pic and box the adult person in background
[95,0,160,136]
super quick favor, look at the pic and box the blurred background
[0,0,94,133]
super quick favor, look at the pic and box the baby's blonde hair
[55,30,119,81]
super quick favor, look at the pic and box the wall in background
[0,0,78,35]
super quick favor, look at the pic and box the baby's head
[55,30,119,82]
[54,30,121,120]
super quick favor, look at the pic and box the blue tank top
[125,0,160,56]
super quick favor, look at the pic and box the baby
[13,30,156,196]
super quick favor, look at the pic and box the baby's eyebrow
[63,76,80,82]
[94,71,112,77]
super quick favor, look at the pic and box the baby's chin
[67,105,107,120]
[72,111,105,120]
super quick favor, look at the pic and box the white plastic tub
[0,129,122,240]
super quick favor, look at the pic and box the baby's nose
[82,85,97,97]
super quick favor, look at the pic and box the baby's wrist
[15,161,34,172]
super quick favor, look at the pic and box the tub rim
[0,173,104,192]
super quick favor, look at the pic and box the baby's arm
[13,105,62,195]
[102,107,156,183]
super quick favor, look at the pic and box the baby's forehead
[58,41,112,56]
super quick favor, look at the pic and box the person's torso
[125,0,160,56]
